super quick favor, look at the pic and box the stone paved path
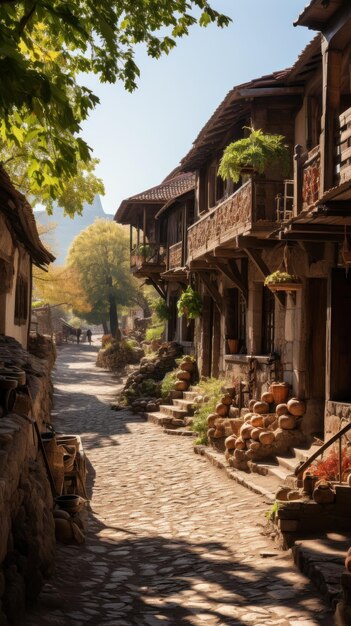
[26,343,333,626]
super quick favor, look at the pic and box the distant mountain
[35,195,112,265]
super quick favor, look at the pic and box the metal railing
[294,420,351,483]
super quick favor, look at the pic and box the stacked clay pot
[224,390,306,468]
[206,393,237,448]
[173,356,195,393]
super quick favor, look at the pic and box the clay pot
[235,437,246,450]
[221,394,232,406]
[249,400,257,412]
[227,339,239,354]
[225,435,237,450]
[279,414,296,430]
[55,494,81,514]
[276,403,288,417]
[259,430,275,446]
[176,370,191,381]
[261,391,274,404]
[180,361,194,372]
[250,414,264,428]
[240,424,253,440]
[174,381,188,391]
[207,428,216,439]
[287,398,306,416]
[216,403,229,417]
[270,382,290,404]
[207,414,217,428]
[313,481,335,505]
[251,427,264,441]
[253,401,269,415]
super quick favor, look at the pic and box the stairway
[145,389,198,434]
[248,443,324,490]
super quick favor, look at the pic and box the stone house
[0,166,54,347]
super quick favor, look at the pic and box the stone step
[292,444,323,463]
[146,412,185,429]
[275,454,300,473]
[183,391,198,401]
[172,399,195,414]
[159,405,188,419]
[250,460,288,483]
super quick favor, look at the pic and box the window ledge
[224,354,271,365]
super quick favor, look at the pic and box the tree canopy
[67,219,139,336]
[0,1,230,213]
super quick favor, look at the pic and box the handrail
[294,421,351,479]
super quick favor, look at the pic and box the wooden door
[330,269,351,401]
[306,278,327,401]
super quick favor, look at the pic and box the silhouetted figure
[76,328,81,344]
[86,329,92,345]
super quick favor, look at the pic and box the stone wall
[0,335,56,625]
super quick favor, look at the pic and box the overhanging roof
[294,0,344,30]
[115,172,195,224]
[0,166,55,268]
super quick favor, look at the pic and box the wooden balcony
[337,107,351,185]
[187,178,285,261]
[130,243,166,277]
[302,146,320,210]
[168,242,183,270]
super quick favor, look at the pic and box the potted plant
[264,271,302,293]
[154,298,171,321]
[218,127,290,183]
[177,286,202,319]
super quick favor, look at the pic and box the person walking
[86,329,92,345]
[76,328,82,344]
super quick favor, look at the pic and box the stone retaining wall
[0,335,56,625]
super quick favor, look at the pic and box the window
[14,276,28,326]
[225,288,247,353]
[261,287,275,354]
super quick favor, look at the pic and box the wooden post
[294,144,304,217]
[143,207,147,245]
[320,41,342,193]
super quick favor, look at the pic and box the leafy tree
[67,219,139,338]
[0,2,230,212]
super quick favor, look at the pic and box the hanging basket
[267,281,302,293]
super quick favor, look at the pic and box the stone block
[335,485,351,507]
[278,519,299,532]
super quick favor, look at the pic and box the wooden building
[115,170,195,346]
[117,0,351,440]
[0,166,54,348]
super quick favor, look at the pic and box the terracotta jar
[270,382,290,404]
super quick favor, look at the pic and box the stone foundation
[0,335,56,625]
[325,401,351,439]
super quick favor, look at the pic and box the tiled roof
[0,166,55,268]
[180,69,292,172]
[115,172,195,222]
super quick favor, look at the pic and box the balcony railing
[187,178,285,260]
[337,107,351,185]
[130,243,166,273]
[168,242,183,270]
[302,146,320,209]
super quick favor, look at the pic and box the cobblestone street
[26,344,333,626]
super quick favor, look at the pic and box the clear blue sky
[81,1,312,215]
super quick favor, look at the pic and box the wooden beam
[236,236,279,249]
[197,272,224,314]
[243,248,285,307]
[147,277,167,300]
[206,255,248,303]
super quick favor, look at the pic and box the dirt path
[26,343,332,626]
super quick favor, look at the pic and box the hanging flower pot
[177,286,202,319]
[264,271,302,293]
